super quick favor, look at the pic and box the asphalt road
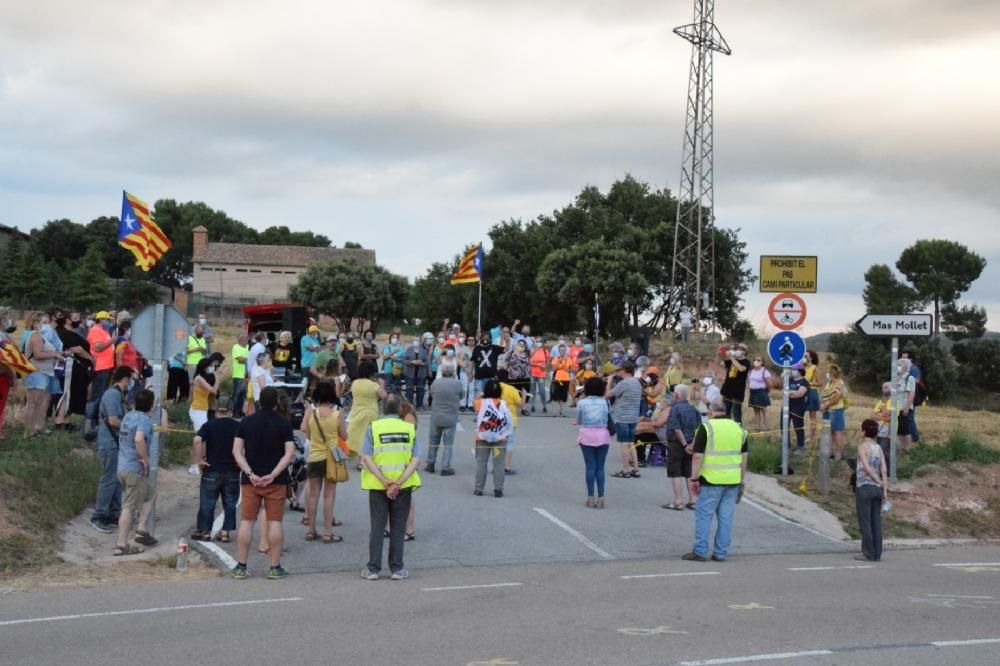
[3,547,1000,665]
[210,409,846,575]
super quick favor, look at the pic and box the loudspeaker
[283,306,308,339]
[630,326,650,357]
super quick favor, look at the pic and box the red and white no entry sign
[768,293,807,331]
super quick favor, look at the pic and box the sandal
[257,546,270,555]
[113,544,144,556]
[134,530,158,547]
[630,470,641,478]
[332,519,343,527]
[217,531,231,543]
[300,517,309,526]
[611,470,631,478]
[322,534,343,544]
[661,502,684,511]
[190,531,210,542]
[404,533,416,542]
[305,531,320,541]
[686,502,697,510]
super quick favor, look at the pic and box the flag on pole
[450,243,484,285]
[593,294,600,330]
[119,191,171,271]
[0,339,37,377]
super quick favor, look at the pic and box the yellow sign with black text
[759,256,817,293]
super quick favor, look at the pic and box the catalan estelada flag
[119,191,171,271]
[450,243,484,285]
[0,339,37,377]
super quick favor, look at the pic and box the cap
[325,335,337,342]
[308,325,319,333]
[94,311,112,320]
[646,366,660,375]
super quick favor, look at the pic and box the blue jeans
[474,378,488,400]
[579,444,609,497]
[692,483,740,560]
[87,369,111,427]
[531,378,548,410]
[427,423,457,469]
[93,447,121,523]
[909,407,920,443]
[405,377,425,409]
[231,378,246,418]
[197,470,240,532]
[615,422,637,444]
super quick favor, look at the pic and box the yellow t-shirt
[500,382,521,428]
[231,343,249,379]
[804,365,818,385]
[666,366,683,387]
[822,379,846,411]
[307,407,341,463]
[873,399,891,426]
[576,369,597,382]
[191,381,211,411]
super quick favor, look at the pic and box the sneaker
[83,431,97,443]
[230,564,248,579]
[187,464,201,476]
[473,490,483,496]
[494,489,504,498]
[360,567,379,580]
[440,468,455,476]
[267,565,289,580]
[710,555,726,562]
[390,569,409,581]
[504,468,517,475]
[90,518,113,534]
[424,464,436,474]
[681,552,707,562]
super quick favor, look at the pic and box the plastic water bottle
[882,500,893,513]
[176,538,189,571]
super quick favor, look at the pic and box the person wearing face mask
[576,342,596,370]
[53,313,95,432]
[341,332,360,380]
[895,358,917,454]
[529,338,549,414]
[85,311,117,439]
[873,381,894,464]
[785,363,810,454]
[803,350,822,444]
[505,339,531,414]
[607,342,626,370]
[190,357,220,435]
[114,322,142,407]
[68,312,87,339]
[196,313,214,355]
[510,320,534,352]
[550,344,574,417]
[251,352,276,408]
[455,334,474,411]
[666,353,684,391]
[429,334,447,394]
[819,364,849,460]
[747,356,773,431]
[472,333,504,399]
[22,312,63,437]
[403,337,430,409]
[360,329,379,364]
[299,325,322,386]
[186,323,208,380]
[380,332,404,390]
[719,344,749,425]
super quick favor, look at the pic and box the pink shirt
[748,367,771,390]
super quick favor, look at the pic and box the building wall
[192,261,305,300]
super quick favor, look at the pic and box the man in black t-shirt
[191,407,241,542]
[719,344,749,425]
[231,387,295,579]
[471,333,504,398]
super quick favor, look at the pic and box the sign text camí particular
[759,256,818,293]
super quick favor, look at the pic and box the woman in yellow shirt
[820,363,849,460]
[497,368,524,475]
[803,350,821,443]
[301,380,348,543]
[346,360,387,458]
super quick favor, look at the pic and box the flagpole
[477,280,482,334]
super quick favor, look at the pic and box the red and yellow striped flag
[119,191,171,271]
[0,340,37,377]
[450,243,484,285]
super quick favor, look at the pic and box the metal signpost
[131,304,191,534]
[856,313,933,481]
[767,329,806,477]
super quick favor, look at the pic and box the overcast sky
[2,0,997,334]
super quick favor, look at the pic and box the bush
[747,437,782,474]
[896,430,999,479]
[952,338,1000,392]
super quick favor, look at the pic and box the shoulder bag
[314,410,348,483]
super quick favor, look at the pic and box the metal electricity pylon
[670,0,731,330]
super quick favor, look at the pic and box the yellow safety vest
[360,417,422,491]
[699,418,745,485]
[186,335,205,366]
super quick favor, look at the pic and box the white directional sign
[856,314,933,337]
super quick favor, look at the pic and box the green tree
[410,259,479,330]
[941,303,988,341]
[85,216,134,279]
[17,249,49,308]
[896,240,986,334]
[861,264,923,314]
[66,244,113,311]
[288,260,409,333]
[257,225,331,247]
[29,219,89,268]
[117,266,164,311]
[343,241,363,249]
[0,238,26,302]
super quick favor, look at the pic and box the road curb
[189,539,237,573]
[743,473,851,541]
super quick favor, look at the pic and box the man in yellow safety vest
[360,393,422,581]
[682,397,749,563]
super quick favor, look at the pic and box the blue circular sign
[767,331,806,367]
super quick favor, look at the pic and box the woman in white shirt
[251,352,275,406]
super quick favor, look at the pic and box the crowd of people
[0,311,918,576]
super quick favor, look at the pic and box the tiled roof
[194,242,375,268]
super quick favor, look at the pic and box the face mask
[86,319,94,328]
[206,367,215,375]
[198,318,207,325]
[825,372,831,382]
[437,337,445,344]
[458,337,466,344]
[365,335,373,342]
[446,349,456,357]
[104,321,114,331]
[669,358,675,366]
[413,340,421,347]
[733,351,744,359]
[574,339,582,346]
[882,390,892,397]
[613,351,622,359]
[896,365,903,373]
[55,317,66,327]
[558,339,566,346]
[40,323,52,334]
[583,344,593,352]
[346,336,354,343]
[792,370,802,379]
[339,337,346,344]
[585,363,593,370]
[626,350,635,358]
[390,337,398,344]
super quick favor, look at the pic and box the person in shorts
[663,384,703,510]
[231,387,295,580]
[114,389,156,556]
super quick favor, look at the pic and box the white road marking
[200,540,239,570]
[933,562,1000,567]
[621,572,722,580]
[422,583,524,592]
[678,650,833,665]
[926,594,994,599]
[532,507,614,559]
[930,638,1000,647]
[786,565,873,571]
[0,597,303,628]
[741,498,844,544]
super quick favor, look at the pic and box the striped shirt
[611,377,643,425]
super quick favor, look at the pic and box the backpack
[913,378,928,407]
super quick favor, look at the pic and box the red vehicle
[242,304,313,338]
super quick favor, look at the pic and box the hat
[94,311,112,321]
[646,366,660,375]
[308,325,320,333]
[325,334,337,342]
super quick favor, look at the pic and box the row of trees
[408,176,754,338]
[830,239,990,402]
